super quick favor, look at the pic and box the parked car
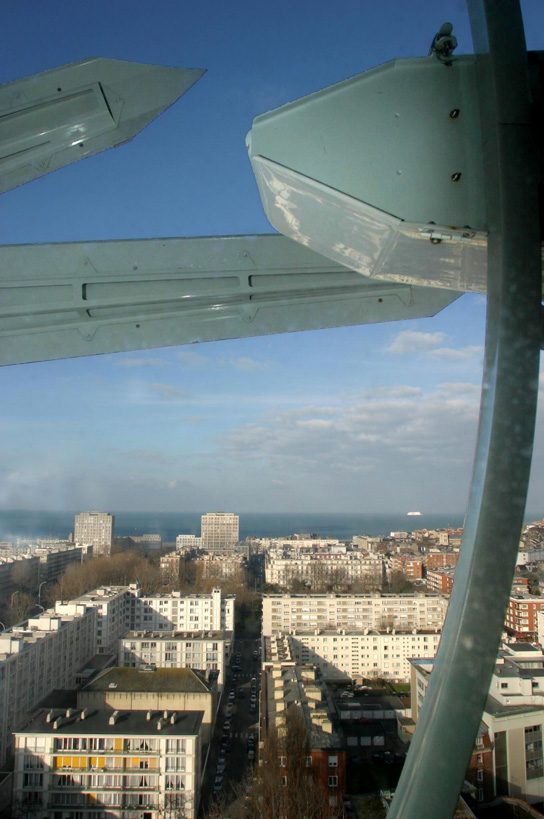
[249,703,256,713]
[341,691,354,698]
[228,690,235,701]
[248,749,255,761]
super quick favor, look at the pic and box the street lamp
[0,622,6,631]
[38,581,46,604]
[10,590,20,607]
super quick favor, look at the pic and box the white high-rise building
[74,511,115,555]
[201,512,239,551]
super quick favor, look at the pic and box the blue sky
[1,0,543,515]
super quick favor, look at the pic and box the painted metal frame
[388,2,542,816]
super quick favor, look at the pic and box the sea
[0,509,470,545]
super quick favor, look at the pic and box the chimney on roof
[46,710,54,723]
[108,711,119,726]
[65,708,74,718]
[163,710,168,720]
[157,718,163,731]
[80,709,89,721]
[53,717,62,730]
[170,712,177,725]
[146,710,152,721]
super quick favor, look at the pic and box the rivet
[449,109,460,119]
[451,172,462,182]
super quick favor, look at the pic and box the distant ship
[407,511,422,516]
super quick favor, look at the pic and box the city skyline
[2,1,544,516]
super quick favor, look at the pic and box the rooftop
[123,630,230,641]
[17,707,203,737]
[81,666,213,694]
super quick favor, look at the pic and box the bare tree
[244,708,342,819]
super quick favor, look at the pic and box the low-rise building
[426,567,456,594]
[505,594,544,640]
[13,704,203,819]
[423,550,460,570]
[390,554,424,580]
[176,534,202,552]
[196,552,247,580]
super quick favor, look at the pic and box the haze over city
[2,0,544,516]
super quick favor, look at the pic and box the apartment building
[57,586,134,655]
[423,550,460,570]
[35,545,82,584]
[74,512,115,556]
[78,666,218,745]
[426,567,456,594]
[262,593,449,636]
[129,588,235,633]
[13,704,203,819]
[505,593,544,639]
[410,656,494,804]
[200,512,239,551]
[196,552,247,580]
[0,553,39,605]
[120,629,232,685]
[175,534,202,552]
[390,554,424,580]
[265,548,385,588]
[411,642,544,805]
[0,605,96,766]
[262,648,346,813]
[289,628,441,681]
[159,551,182,582]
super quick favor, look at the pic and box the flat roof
[81,666,212,694]
[123,630,231,641]
[17,708,203,737]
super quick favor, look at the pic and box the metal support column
[388,2,542,817]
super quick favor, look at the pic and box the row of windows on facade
[23,772,186,788]
[279,755,338,767]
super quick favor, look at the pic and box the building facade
[74,512,115,556]
[13,705,203,819]
[129,588,235,633]
[120,630,232,685]
[505,594,544,639]
[265,548,386,588]
[262,593,449,636]
[289,628,441,681]
[175,535,202,552]
[200,513,239,551]
[0,605,96,766]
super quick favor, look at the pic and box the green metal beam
[388,2,542,816]
[0,58,205,193]
[0,234,460,365]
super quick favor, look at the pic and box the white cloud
[217,383,480,483]
[176,350,213,368]
[429,346,483,361]
[230,356,270,371]
[384,330,445,354]
[148,383,189,400]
